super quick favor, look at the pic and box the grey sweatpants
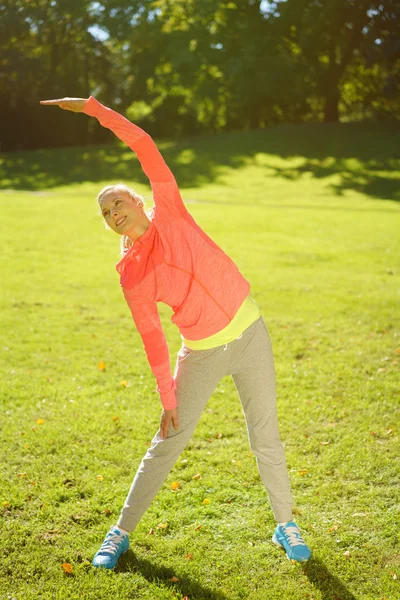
[117,315,293,531]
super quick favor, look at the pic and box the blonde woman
[40,96,312,569]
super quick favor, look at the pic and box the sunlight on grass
[0,122,399,599]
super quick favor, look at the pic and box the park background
[1,1,399,599]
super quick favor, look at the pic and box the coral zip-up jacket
[83,97,250,410]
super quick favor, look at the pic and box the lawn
[0,119,399,600]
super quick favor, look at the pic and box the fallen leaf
[2,501,10,507]
[148,528,155,535]
[36,419,45,425]
[98,361,106,371]
[61,562,73,573]
[194,524,202,530]
[171,481,181,490]
[387,570,397,580]
[182,597,190,600]
[215,433,223,439]
[386,429,393,436]
[96,475,104,481]
[184,552,194,560]
[320,441,330,446]
[170,576,180,582]
[112,416,119,421]
[328,525,339,534]
[192,473,201,480]
[157,522,168,529]
[343,550,351,558]
[120,380,128,387]
[298,469,309,475]
[17,473,27,478]
[202,498,210,505]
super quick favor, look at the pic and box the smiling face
[99,188,142,235]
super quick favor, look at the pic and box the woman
[40,96,312,568]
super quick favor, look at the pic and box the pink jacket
[83,97,251,410]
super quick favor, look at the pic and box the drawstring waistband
[223,332,243,351]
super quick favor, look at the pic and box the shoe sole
[92,547,129,569]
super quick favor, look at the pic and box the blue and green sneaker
[92,525,130,569]
[272,521,311,562]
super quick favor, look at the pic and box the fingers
[39,99,66,105]
[160,413,170,440]
[173,413,179,431]
[160,409,179,439]
[39,100,68,110]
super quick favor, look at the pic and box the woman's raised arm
[40,96,189,221]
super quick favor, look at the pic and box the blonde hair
[96,183,149,257]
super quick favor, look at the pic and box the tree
[274,0,400,122]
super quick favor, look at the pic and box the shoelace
[99,531,126,555]
[281,525,306,547]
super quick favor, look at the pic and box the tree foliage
[0,0,398,150]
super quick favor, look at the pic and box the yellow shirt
[181,294,261,350]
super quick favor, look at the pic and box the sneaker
[272,521,311,562]
[92,525,130,569]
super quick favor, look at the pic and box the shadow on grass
[116,550,228,599]
[1,120,399,202]
[302,556,357,600]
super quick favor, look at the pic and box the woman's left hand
[160,408,179,439]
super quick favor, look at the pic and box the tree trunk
[323,85,340,122]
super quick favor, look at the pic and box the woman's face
[99,189,141,235]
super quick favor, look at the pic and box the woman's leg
[230,317,294,523]
[116,344,230,532]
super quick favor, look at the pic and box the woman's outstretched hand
[39,98,88,112]
[160,407,179,440]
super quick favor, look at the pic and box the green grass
[0,120,399,600]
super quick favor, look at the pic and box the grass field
[0,119,399,600]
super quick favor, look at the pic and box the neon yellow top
[181,294,261,350]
